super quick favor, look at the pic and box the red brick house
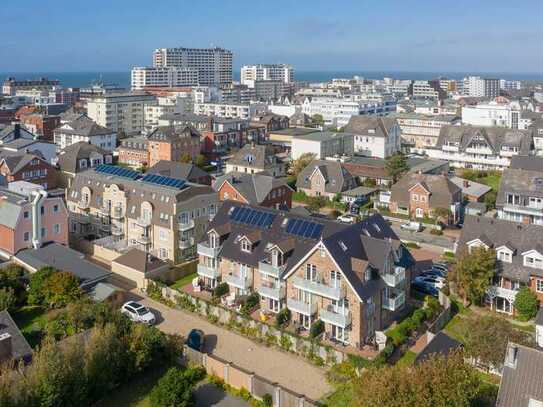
[147,125,201,167]
[0,153,58,190]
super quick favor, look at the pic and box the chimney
[505,343,518,368]
[0,333,12,363]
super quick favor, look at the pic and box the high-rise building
[152,47,233,86]
[463,76,500,98]
[131,67,199,90]
[240,64,294,87]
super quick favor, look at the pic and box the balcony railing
[197,264,220,280]
[72,213,90,224]
[136,217,152,228]
[257,281,286,300]
[502,204,543,217]
[258,261,285,278]
[224,273,252,290]
[383,292,406,311]
[383,266,406,287]
[179,237,195,249]
[111,225,123,236]
[99,223,111,232]
[111,207,124,219]
[178,219,195,232]
[292,276,344,300]
[319,305,352,328]
[78,200,90,210]
[136,234,151,245]
[197,242,221,258]
[486,285,519,302]
[286,298,317,316]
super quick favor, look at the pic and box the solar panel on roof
[229,206,241,220]
[286,219,296,233]
[285,218,323,239]
[304,222,316,238]
[298,221,309,236]
[250,211,262,225]
[141,173,186,189]
[96,164,140,179]
[311,224,324,239]
[229,206,276,229]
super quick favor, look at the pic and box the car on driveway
[400,221,422,232]
[187,328,205,351]
[121,301,156,325]
[415,276,445,289]
[411,280,439,297]
[337,214,357,224]
[421,269,447,280]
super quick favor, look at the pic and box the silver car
[121,301,156,325]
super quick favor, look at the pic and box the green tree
[0,264,26,305]
[42,271,82,308]
[514,287,539,320]
[179,153,192,164]
[311,114,324,127]
[484,190,497,210]
[27,267,56,305]
[449,247,495,306]
[194,154,206,168]
[0,287,16,311]
[432,207,452,225]
[290,152,316,178]
[385,153,409,183]
[149,366,205,407]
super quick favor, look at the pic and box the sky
[1,0,543,73]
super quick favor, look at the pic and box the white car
[415,276,445,289]
[121,301,156,325]
[337,214,357,224]
[400,221,422,232]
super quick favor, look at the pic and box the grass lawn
[12,306,48,348]
[321,383,355,407]
[170,272,198,290]
[396,350,417,367]
[478,174,501,192]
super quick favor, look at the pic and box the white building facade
[194,102,267,120]
[240,64,294,87]
[462,102,521,129]
[131,67,199,90]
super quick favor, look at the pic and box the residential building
[144,96,192,132]
[296,159,356,199]
[196,201,414,348]
[0,182,68,256]
[496,156,543,225]
[458,215,543,314]
[131,67,199,90]
[0,138,57,164]
[147,126,201,167]
[291,131,354,160]
[214,172,293,208]
[499,80,522,92]
[449,176,492,202]
[463,76,500,98]
[152,47,233,86]
[343,116,401,158]
[267,127,318,150]
[0,310,32,364]
[86,92,156,136]
[53,115,117,151]
[0,154,58,190]
[253,80,293,102]
[426,125,534,170]
[19,114,60,140]
[250,113,289,133]
[496,342,543,407]
[56,142,113,188]
[2,77,60,96]
[240,64,294,87]
[147,160,211,185]
[225,143,286,177]
[0,124,35,145]
[389,173,462,223]
[392,113,460,151]
[218,84,256,104]
[117,136,149,167]
[66,165,219,263]
[408,80,446,100]
[198,117,261,155]
[194,102,267,120]
[462,101,521,129]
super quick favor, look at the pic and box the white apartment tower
[131,67,199,90]
[153,47,233,86]
[240,64,294,87]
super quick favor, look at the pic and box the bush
[28,267,82,308]
[275,307,291,327]
[263,393,273,407]
[213,282,229,298]
[0,287,16,311]
[424,296,442,320]
[514,287,539,320]
[27,267,56,305]
[430,229,443,236]
[411,309,427,325]
[240,292,260,315]
[149,366,205,407]
[310,319,324,339]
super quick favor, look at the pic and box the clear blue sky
[2,0,542,73]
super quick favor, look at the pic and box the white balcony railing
[258,261,285,278]
[197,264,220,280]
[319,305,352,328]
[179,237,195,249]
[178,219,195,232]
[197,242,221,258]
[292,276,344,300]
[286,298,317,316]
[136,217,152,227]
[383,292,406,311]
[224,273,252,290]
[383,266,406,287]
[257,281,286,300]
[486,285,519,302]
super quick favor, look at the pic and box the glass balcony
[111,207,124,219]
[383,292,406,311]
[197,242,221,258]
[78,200,90,210]
[258,260,285,278]
[136,217,152,228]
[136,234,151,245]
[178,219,195,232]
[224,273,252,290]
[292,276,344,300]
[287,298,317,316]
[319,305,351,328]
[383,266,406,287]
[111,225,123,236]
[179,237,195,249]
[257,280,286,300]
[197,264,220,280]
[486,285,519,302]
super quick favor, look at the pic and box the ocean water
[2,70,542,89]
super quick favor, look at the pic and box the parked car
[415,276,445,289]
[411,280,439,297]
[400,221,422,232]
[121,301,156,325]
[337,214,357,224]
[432,263,449,273]
[186,329,205,351]
[421,269,447,280]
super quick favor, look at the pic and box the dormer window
[241,239,251,253]
[525,256,543,269]
[209,232,218,249]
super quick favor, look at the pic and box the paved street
[137,295,332,401]
[391,224,456,250]
[195,383,249,407]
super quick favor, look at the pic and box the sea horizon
[2,70,543,89]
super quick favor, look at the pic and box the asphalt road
[391,224,456,250]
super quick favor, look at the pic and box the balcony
[383,292,406,311]
[487,285,519,302]
[197,242,221,258]
[99,206,110,216]
[136,234,151,245]
[99,223,111,232]
[111,207,124,219]
[258,261,285,278]
[78,200,90,210]
[72,213,90,224]
[111,225,123,236]
[383,266,406,287]
[179,237,195,249]
[502,204,543,217]
[257,281,286,300]
[292,276,345,300]
[224,273,252,290]
[178,219,195,232]
[319,305,352,328]
[136,217,152,228]
[197,264,220,280]
[286,298,317,316]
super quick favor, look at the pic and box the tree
[149,367,205,407]
[353,351,484,407]
[385,153,409,183]
[484,190,497,210]
[28,267,56,305]
[290,152,316,178]
[42,271,82,308]
[449,247,495,306]
[194,154,206,168]
[0,264,26,305]
[514,287,539,320]
[0,288,16,311]
[179,153,192,164]
[462,314,532,372]
[432,207,452,225]
[311,114,324,127]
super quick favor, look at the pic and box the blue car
[411,280,439,297]
[186,329,205,352]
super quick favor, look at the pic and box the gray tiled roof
[496,167,543,207]
[496,343,543,407]
[147,125,200,142]
[0,310,32,363]
[213,171,290,205]
[56,116,114,137]
[296,159,355,194]
[343,116,398,138]
[227,144,281,170]
[450,176,492,199]
[390,173,461,208]
[0,153,43,174]
[113,248,167,273]
[146,160,209,184]
[510,155,543,171]
[414,332,462,365]
[57,142,110,174]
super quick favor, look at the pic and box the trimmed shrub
[213,282,229,298]
[149,366,205,407]
[310,319,324,339]
[514,287,539,320]
[275,308,291,327]
[240,292,260,315]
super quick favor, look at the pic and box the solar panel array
[141,174,186,189]
[229,206,276,228]
[285,218,323,239]
[95,164,140,180]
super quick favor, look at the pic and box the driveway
[195,383,249,407]
[136,295,332,401]
[391,224,456,250]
